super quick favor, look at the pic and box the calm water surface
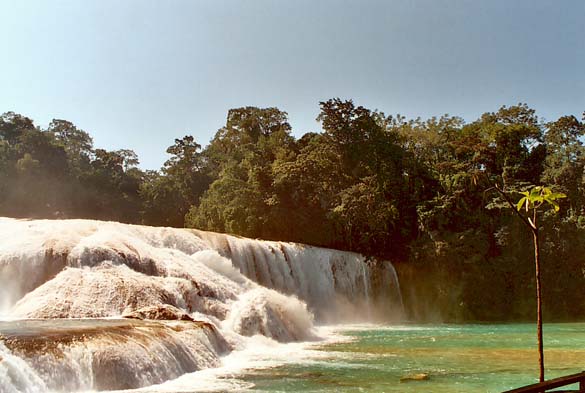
[239,323,585,393]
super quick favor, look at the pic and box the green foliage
[0,111,143,221]
[1,103,584,322]
[141,136,210,227]
[516,186,567,213]
[186,174,264,237]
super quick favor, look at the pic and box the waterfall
[0,217,402,391]
[0,319,228,392]
[192,230,403,321]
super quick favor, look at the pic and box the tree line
[1,101,584,321]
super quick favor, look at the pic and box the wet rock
[1,318,227,391]
[400,373,430,382]
[122,304,194,321]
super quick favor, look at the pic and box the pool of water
[239,323,585,393]
[5,321,582,392]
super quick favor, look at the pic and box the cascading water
[0,217,402,392]
[192,230,403,322]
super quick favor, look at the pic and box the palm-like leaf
[515,187,566,213]
[516,197,528,211]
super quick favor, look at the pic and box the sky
[1,0,584,170]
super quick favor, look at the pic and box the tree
[494,185,566,382]
[204,107,292,178]
[542,115,585,212]
[271,133,345,244]
[0,112,35,146]
[142,136,210,227]
[115,149,139,171]
[189,107,294,238]
[315,99,419,255]
[47,119,93,164]
[331,176,399,254]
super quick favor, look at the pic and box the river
[239,323,585,393]
[42,322,580,393]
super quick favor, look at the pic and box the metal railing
[502,371,585,393]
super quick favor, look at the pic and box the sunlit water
[229,323,585,393]
[2,320,585,392]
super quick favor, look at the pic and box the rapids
[0,217,402,392]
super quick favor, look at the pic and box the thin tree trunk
[533,227,545,382]
[492,183,547,382]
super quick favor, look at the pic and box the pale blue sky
[1,0,584,169]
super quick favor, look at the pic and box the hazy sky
[1,0,584,169]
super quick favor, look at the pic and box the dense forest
[1,101,584,322]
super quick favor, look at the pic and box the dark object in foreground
[502,371,585,392]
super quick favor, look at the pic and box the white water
[193,229,402,321]
[0,218,402,392]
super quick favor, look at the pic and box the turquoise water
[241,324,585,393]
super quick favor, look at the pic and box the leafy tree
[141,170,186,226]
[317,99,402,178]
[204,107,292,178]
[271,133,345,244]
[78,148,142,221]
[142,136,210,227]
[188,107,294,238]
[5,126,70,216]
[265,99,418,255]
[495,185,566,382]
[47,119,93,171]
[542,115,585,212]
[0,112,35,146]
[331,176,399,253]
[115,149,139,171]
[186,172,265,236]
